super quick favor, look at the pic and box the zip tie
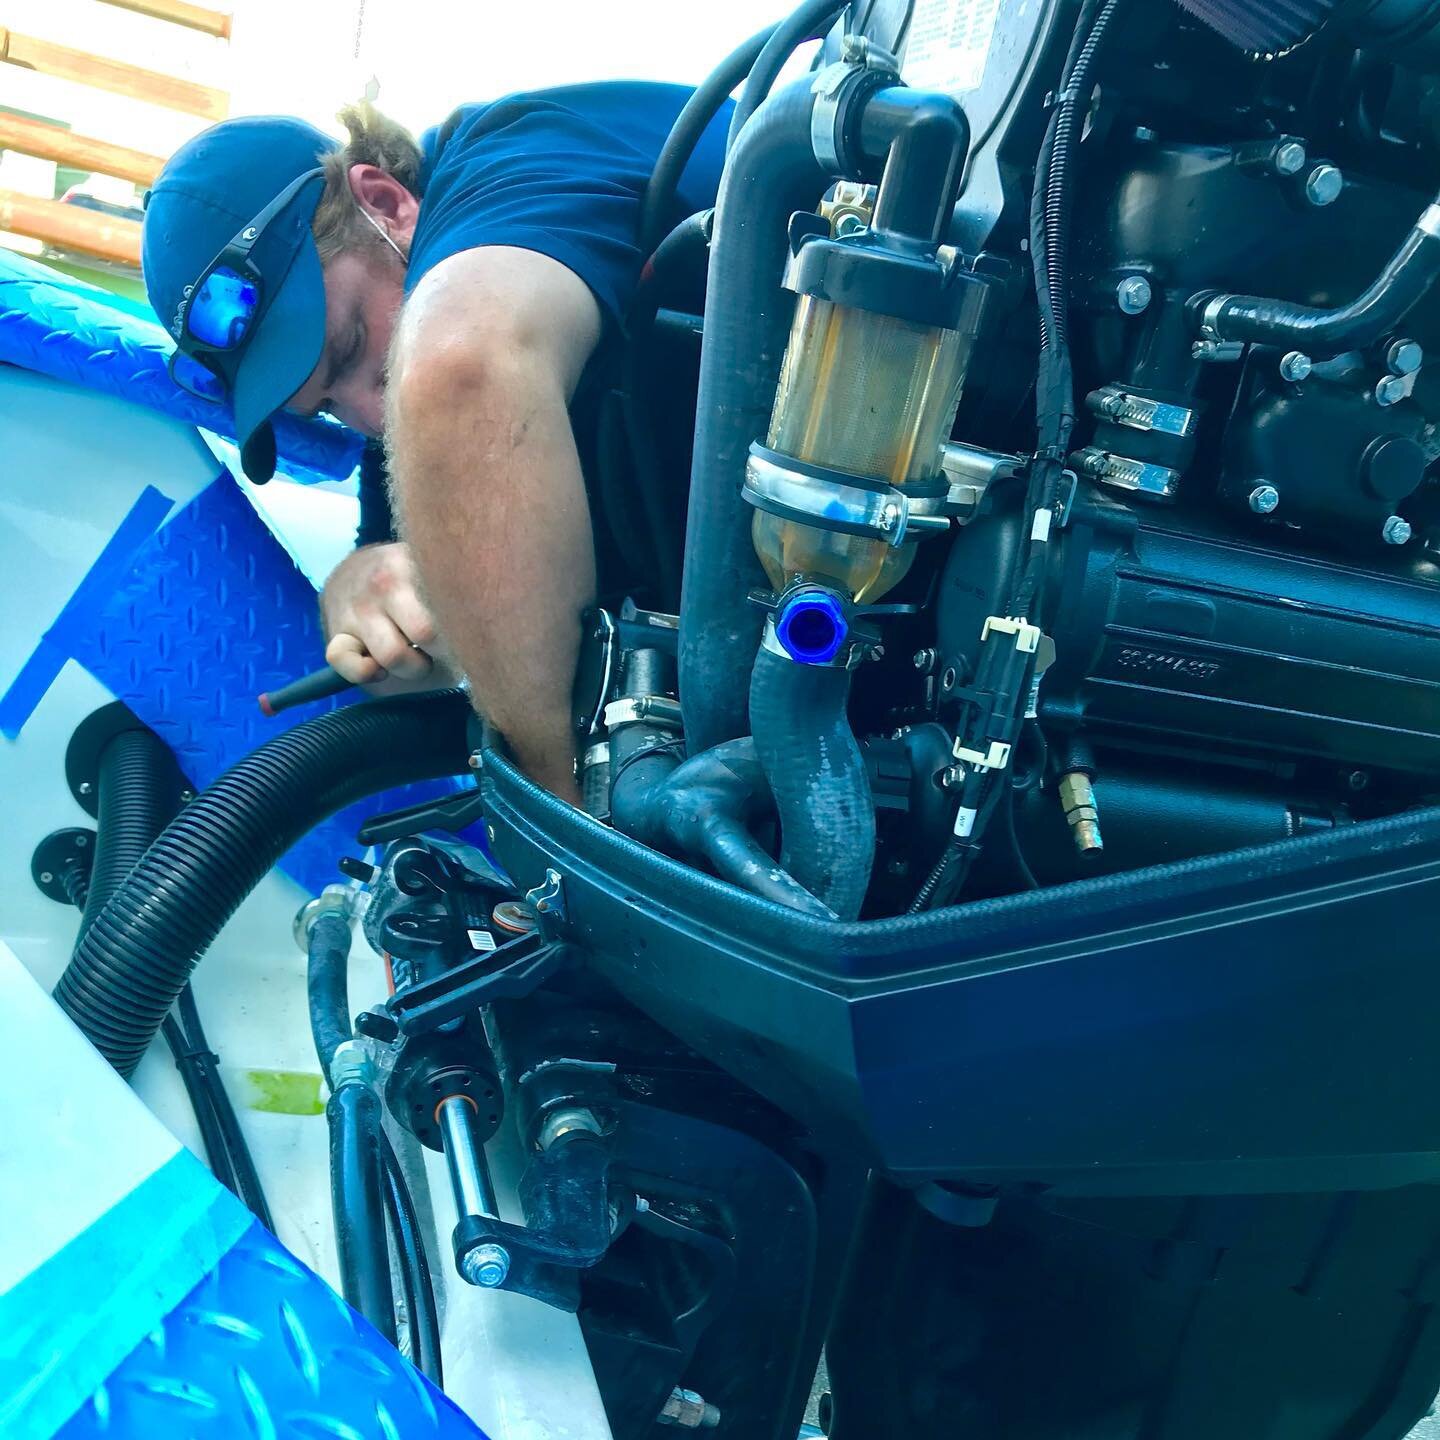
[1031,509,1053,543]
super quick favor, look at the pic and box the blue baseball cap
[143,116,339,481]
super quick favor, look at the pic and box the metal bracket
[525,868,567,940]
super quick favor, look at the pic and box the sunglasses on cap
[167,166,325,403]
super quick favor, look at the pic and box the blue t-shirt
[408,81,727,321]
[358,82,728,591]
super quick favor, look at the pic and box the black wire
[161,1013,238,1195]
[176,984,275,1231]
[378,1127,444,1387]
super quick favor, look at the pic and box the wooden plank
[0,188,142,266]
[0,113,162,186]
[94,0,232,41]
[0,28,228,120]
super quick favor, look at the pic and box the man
[142,87,727,802]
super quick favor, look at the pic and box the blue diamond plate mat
[56,1220,487,1440]
[61,475,466,895]
[0,249,361,486]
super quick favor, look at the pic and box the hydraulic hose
[327,1077,397,1342]
[727,0,847,150]
[1190,197,1440,352]
[749,646,875,920]
[640,24,773,258]
[56,691,471,1077]
[307,911,354,1085]
[679,76,828,753]
[379,1127,443,1386]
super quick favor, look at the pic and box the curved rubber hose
[640,24,773,257]
[56,691,471,1077]
[749,647,875,920]
[161,1015,238,1194]
[328,1082,396,1342]
[79,727,180,934]
[727,0,846,150]
[307,911,354,1085]
[679,76,826,753]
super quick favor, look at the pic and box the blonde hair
[311,100,423,263]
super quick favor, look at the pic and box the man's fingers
[386,588,441,652]
[326,632,386,684]
[354,613,435,680]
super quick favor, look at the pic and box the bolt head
[1383,514,1413,546]
[467,751,483,771]
[77,781,93,796]
[1248,484,1280,515]
[1376,374,1409,407]
[1387,339,1423,376]
[877,502,899,531]
[38,871,53,885]
[1278,350,1312,382]
[1304,163,1343,206]
[74,834,88,848]
[1116,275,1152,315]
[1274,140,1307,176]
[463,1243,511,1288]
[834,213,867,238]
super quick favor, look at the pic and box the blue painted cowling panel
[0,250,362,485]
[65,476,465,895]
[56,1221,489,1440]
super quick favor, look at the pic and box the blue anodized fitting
[774,586,849,666]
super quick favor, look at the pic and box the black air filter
[1173,0,1335,52]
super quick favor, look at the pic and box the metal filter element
[1173,0,1335,52]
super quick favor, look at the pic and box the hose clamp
[811,54,898,179]
[603,695,683,731]
[743,445,952,547]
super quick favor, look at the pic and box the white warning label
[903,0,1003,95]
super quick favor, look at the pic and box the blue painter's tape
[57,1221,490,1440]
[0,483,174,739]
[0,1149,251,1440]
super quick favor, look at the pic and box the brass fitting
[1058,770,1103,854]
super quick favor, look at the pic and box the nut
[462,1243,510,1288]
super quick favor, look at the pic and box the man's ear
[348,163,420,239]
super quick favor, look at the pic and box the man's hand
[319,541,442,687]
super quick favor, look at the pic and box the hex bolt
[38,871,53,885]
[1274,139,1307,175]
[1387,339,1423,376]
[1375,374,1409,407]
[73,834,88,848]
[1278,350,1312,382]
[1383,515,1413,546]
[912,647,937,672]
[1248,484,1280,515]
[462,1243,511,1289]
[1304,163,1343,206]
[1116,275,1152,315]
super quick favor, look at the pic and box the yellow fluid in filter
[753,295,969,602]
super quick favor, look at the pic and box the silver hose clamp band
[1200,292,1230,340]
[810,62,852,177]
[743,448,951,547]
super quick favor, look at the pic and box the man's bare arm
[385,245,602,803]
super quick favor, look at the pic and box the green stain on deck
[240,1069,324,1116]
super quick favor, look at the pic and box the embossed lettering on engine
[1111,647,1226,685]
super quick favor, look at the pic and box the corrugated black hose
[68,720,271,1221]
[56,690,472,1078]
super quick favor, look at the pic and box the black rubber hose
[161,1015,238,1195]
[679,76,827,753]
[307,911,353,1086]
[727,0,846,150]
[328,1081,397,1342]
[378,1127,443,1386]
[79,727,181,935]
[749,646,875,920]
[624,210,713,611]
[56,691,471,1078]
[640,25,773,258]
[1189,200,1440,352]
